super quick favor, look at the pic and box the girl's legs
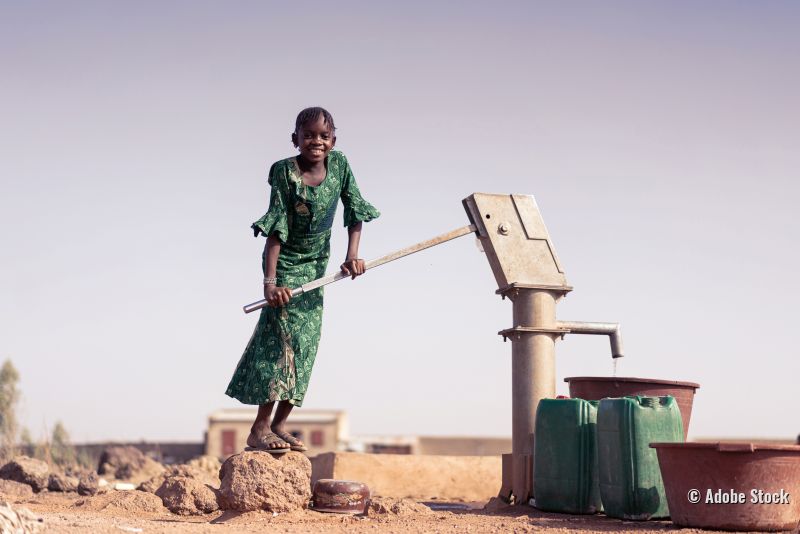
[246,402,288,449]
[271,400,305,448]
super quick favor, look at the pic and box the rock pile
[218,450,311,513]
[1,450,317,520]
[137,459,222,515]
[97,446,164,482]
[0,455,100,496]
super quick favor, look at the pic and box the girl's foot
[272,428,308,452]
[246,430,290,453]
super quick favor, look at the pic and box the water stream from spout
[613,358,618,377]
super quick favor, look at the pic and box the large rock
[97,446,163,482]
[0,456,49,492]
[218,451,311,513]
[0,479,34,501]
[138,464,219,494]
[48,472,79,492]
[77,472,99,496]
[155,476,219,515]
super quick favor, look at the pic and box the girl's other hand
[340,258,366,280]
[264,285,292,307]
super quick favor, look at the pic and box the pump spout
[556,321,624,359]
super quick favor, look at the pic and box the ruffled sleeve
[250,162,290,243]
[339,154,380,227]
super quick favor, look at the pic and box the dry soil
[14,491,794,534]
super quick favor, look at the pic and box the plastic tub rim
[564,376,700,389]
[651,441,800,452]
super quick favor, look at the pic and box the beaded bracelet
[263,277,277,285]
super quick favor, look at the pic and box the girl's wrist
[263,276,277,285]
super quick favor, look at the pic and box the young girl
[225,107,380,453]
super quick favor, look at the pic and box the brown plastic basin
[564,376,699,439]
[651,442,800,531]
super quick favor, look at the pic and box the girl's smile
[293,116,336,164]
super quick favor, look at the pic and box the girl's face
[292,116,336,163]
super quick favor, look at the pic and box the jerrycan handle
[717,443,755,453]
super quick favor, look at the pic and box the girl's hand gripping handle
[340,258,366,279]
[264,285,292,307]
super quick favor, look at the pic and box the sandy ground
[14,491,796,534]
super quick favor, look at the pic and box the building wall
[416,436,511,456]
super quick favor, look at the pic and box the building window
[222,430,236,456]
[311,430,324,446]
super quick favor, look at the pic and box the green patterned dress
[225,150,380,406]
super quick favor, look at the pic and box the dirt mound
[0,456,49,492]
[155,476,219,515]
[0,479,35,501]
[367,497,433,516]
[218,450,311,513]
[482,496,512,512]
[105,490,168,514]
[72,490,167,514]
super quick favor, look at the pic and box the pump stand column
[499,285,569,503]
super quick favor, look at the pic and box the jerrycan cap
[636,395,675,408]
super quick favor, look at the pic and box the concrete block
[311,452,501,502]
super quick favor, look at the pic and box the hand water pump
[244,192,624,503]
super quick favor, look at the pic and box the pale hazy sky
[2,1,798,443]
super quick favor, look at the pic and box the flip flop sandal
[274,430,308,452]
[246,432,290,454]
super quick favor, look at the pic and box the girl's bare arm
[264,233,292,306]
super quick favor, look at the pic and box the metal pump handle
[243,224,477,314]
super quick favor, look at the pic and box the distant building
[205,408,348,459]
[345,434,418,455]
[205,408,512,459]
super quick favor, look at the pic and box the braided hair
[294,107,336,133]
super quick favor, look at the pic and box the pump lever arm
[243,224,477,314]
